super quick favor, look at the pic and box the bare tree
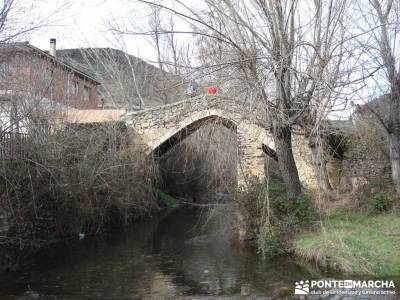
[0,48,157,263]
[353,0,400,193]
[0,45,62,142]
[0,0,70,139]
[0,0,68,43]
[129,0,356,197]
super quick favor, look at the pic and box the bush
[272,194,316,226]
[0,124,158,270]
[368,192,393,212]
[257,224,285,257]
[234,178,317,257]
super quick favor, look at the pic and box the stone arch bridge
[125,95,315,187]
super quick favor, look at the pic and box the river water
[0,207,397,299]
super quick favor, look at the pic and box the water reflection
[1,207,395,299]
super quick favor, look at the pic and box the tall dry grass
[0,122,157,270]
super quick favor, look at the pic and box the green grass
[156,189,178,205]
[293,212,400,276]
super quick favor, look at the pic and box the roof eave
[21,43,100,85]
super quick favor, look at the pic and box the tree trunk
[388,75,400,194]
[308,137,333,192]
[389,131,400,193]
[273,125,302,198]
[311,146,332,191]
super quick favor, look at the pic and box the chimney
[49,38,56,57]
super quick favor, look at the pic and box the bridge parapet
[125,95,266,129]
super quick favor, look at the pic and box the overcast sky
[25,0,396,119]
[29,0,161,62]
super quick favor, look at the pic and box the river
[0,206,398,299]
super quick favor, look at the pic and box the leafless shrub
[0,122,157,251]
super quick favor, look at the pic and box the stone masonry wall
[125,95,317,189]
[338,131,392,191]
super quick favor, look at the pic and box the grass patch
[156,189,178,205]
[293,212,400,276]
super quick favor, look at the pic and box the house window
[44,67,54,85]
[0,62,15,76]
[82,85,91,102]
[68,80,78,96]
[0,62,10,73]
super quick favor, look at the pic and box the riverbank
[293,212,400,276]
[237,179,400,277]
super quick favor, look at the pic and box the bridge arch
[153,114,237,157]
[125,96,316,187]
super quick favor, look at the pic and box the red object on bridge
[207,85,217,94]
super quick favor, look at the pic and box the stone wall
[338,133,391,191]
[125,95,317,188]
[325,119,392,192]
